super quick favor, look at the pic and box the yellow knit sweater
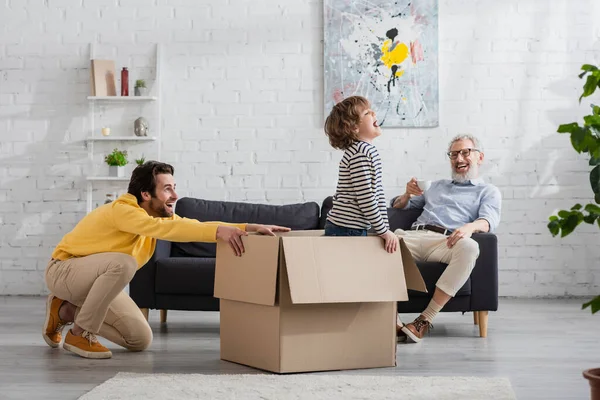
[51,194,247,268]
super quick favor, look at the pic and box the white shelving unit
[86,136,157,142]
[86,43,162,213]
[87,96,158,101]
[86,177,130,181]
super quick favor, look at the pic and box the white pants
[395,229,480,297]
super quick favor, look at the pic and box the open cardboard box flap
[214,231,426,306]
[214,234,280,306]
[282,235,426,304]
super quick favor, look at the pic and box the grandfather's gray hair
[447,134,483,152]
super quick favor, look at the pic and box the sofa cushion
[388,208,423,231]
[171,197,321,258]
[320,196,422,231]
[410,261,471,297]
[155,257,216,295]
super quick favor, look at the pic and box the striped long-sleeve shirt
[326,141,390,235]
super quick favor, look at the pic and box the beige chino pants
[395,229,480,296]
[45,252,152,351]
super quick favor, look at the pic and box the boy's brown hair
[324,95,370,150]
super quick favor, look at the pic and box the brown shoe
[63,330,112,359]
[397,324,407,343]
[42,294,71,348]
[401,316,433,343]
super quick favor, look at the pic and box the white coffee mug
[417,180,432,191]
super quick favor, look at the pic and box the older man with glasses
[391,134,502,343]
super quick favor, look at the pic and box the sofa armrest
[469,233,499,311]
[129,239,172,309]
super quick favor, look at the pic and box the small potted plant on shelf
[135,155,146,166]
[134,79,146,96]
[105,148,128,177]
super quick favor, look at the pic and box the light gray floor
[0,296,598,400]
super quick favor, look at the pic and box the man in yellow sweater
[43,161,289,359]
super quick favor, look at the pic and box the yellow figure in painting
[380,40,408,77]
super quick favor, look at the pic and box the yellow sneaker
[63,330,112,359]
[42,294,70,348]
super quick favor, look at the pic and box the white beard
[451,163,478,183]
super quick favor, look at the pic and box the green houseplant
[135,155,146,166]
[134,79,146,96]
[104,148,128,177]
[547,64,600,399]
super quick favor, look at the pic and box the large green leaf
[584,115,600,128]
[548,220,560,237]
[584,203,600,214]
[591,165,600,194]
[590,157,600,166]
[582,295,600,314]
[571,127,588,152]
[584,133,600,154]
[558,210,571,218]
[558,122,578,133]
[581,73,600,101]
[560,214,582,237]
[571,203,583,210]
[580,65,599,79]
[596,193,600,204]
[583,214,597,224]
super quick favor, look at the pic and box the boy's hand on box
[379,230,399,253]
[247,224,291,236]
[216,225,248,256]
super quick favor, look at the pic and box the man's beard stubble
[451,163,478,183]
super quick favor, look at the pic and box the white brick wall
[1,0,599,296]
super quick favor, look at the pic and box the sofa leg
[160,309,168,324]
[478,311,488,338]
[473,311,479,325]
[140,308,149,321]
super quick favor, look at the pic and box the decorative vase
[109,166,125,178]
[134,87,146,96]
[584,368,600,400]
[121,67,129,96]
[134,117,149,137]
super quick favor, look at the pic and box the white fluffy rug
[79,372,517,400]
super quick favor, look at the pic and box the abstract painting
[324,0,439,127]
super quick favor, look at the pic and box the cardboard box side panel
[219,299,281,372]
[282,237,409,303]
[400,239,428,292]
[214,236,280,306]
[278,301,397,373]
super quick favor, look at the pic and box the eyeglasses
[447,148,480,159]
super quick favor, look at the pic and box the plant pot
[108,166,125,178]
[134,87,146,96]
[584,368,600,400]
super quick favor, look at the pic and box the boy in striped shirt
[323,96,399,253]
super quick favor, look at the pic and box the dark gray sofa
[130,196,498,336]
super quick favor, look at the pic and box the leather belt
[411,224,452,236]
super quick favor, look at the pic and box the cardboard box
[214,230,426,374]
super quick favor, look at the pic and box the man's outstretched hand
[246,224,291,236]
[216,225,248,256]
